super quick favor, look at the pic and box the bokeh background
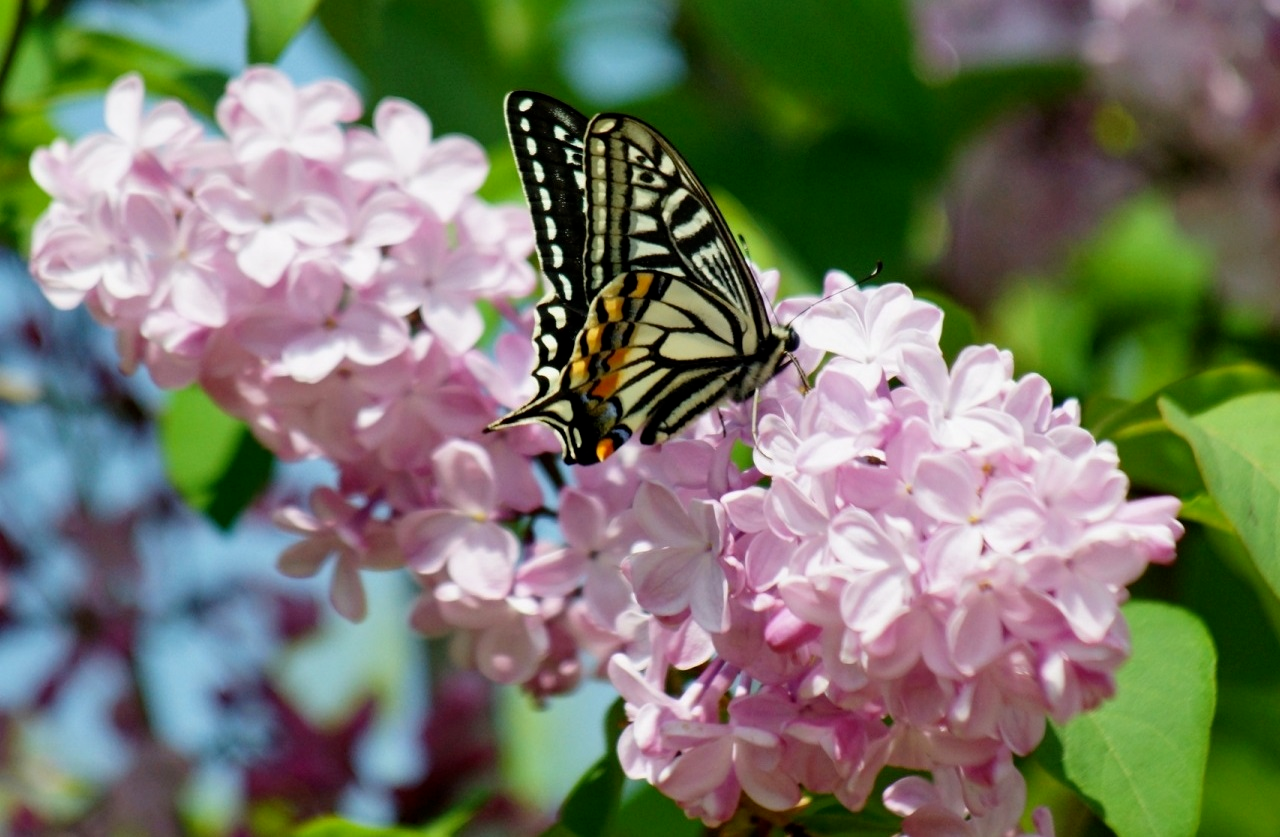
[2,0,1279,834]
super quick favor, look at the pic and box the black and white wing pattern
[503,91,590,399]
[487,92,799,465]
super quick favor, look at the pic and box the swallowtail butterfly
[486,91,798,465]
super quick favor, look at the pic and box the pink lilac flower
[274,487,401,621]
[598,276,1179,828]
[397,440,519,600]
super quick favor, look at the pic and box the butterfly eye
[785,329,800,353]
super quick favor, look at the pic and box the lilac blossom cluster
[28,68,539,624]
[27,70,1183,832]
[596,276,1180,831]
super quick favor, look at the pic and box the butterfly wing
[489,95,797,464]
[583,113,776,346]
[504,91,590,399]
[499,270,764,464]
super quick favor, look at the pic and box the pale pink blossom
[274,487,402,621]
[216,66,361,163]
[347,98,489,221]
[397,441,519,600]
[628,482,731,633]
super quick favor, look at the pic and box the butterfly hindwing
[488,94,799,464]
[497,270,775,464]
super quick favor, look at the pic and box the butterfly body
[488,92,797,465]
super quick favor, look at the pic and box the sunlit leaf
[159,386,273,529]
[1072,192,1212,322]
[245,0,322,63]
[1163,392,1280,600]
[295,803,480,836]
[241,0,320,63]
[693,0,924,142]
[1046,601,1215,837]
[612,781,700,837]
[989,278,1095,396]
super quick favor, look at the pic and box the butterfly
[486,91,799,465]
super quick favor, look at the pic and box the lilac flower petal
[689,554,730,633]
[280,325,346,383]
[912,453,979,524]
[736,743,801,811]
[337,303,410,366]
[276,536,335,577]
[1055,575,1117,643]
[629,547,698,617]
[981,480,1046,553]
[330,556,368,621]
[634,482,702,545]
[560,488,607,550]
[104,74,144,141]
[431,440,498,516]
[659,735,734,800]
[447,521,518,599]
[947,592,1004,675]
[237,227,297,286]
[476,614,546,685]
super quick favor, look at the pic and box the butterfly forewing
[504,92,591,398]
[585,115,770,336]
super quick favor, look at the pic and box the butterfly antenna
[788,261,883,326]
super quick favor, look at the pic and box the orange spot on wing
[596,437,617,461]
[584,326,605,354]
[591,372,621,398]
[603,298,626,321]
[569,358,590,382]
[629,272,654,298]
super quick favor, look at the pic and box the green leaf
[244,0,322,63]
[1072,192,1212,322]
[1162,392,1280,600]
[295,818,417,837]
[1176,493,1232,532]
[557,754,625,836]
[1083,364,1280,497]
[318,0,516,143]
[46,26,226,116]
[692,0,926,143]
[792,799,899,836]
[1176,526,1280,689]
[612,782,701,837]
[557,700,627,836]
[0,0,22,66]
[159,386,273,529]
[1047,601,1215,837]
[989,278,1095,396]
[1088,363,1280,441]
